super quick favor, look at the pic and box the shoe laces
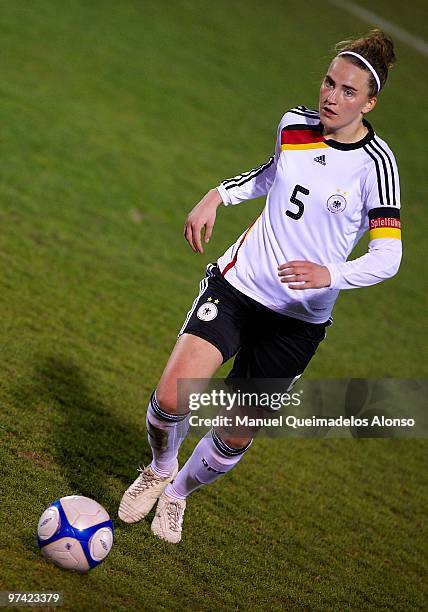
[128,466,163,497]
[166,499,185,532]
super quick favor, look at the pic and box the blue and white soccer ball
[37,495,114,573]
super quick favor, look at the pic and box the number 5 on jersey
[286,184,310,220]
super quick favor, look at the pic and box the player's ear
[362,96,377,115]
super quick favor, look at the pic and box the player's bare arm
[184,188,223,253]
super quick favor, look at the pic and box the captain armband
[368,207,401,240]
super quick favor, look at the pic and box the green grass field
[0,1,427,610]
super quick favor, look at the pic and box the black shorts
[179,263,330,380]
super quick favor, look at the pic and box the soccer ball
[37,495,114,573]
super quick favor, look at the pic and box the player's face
[319,57,377,133]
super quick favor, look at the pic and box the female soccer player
[119,29,401,543]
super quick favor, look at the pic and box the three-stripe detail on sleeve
[220,156,275,190]
[364,138,399,207]
[368,207,401,240]
[289,106,320,120]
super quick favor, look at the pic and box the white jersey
[216,106,402,323]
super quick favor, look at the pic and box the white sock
[166,430,252,499]
[146,392,190,477]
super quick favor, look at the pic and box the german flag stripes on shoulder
[280,124,327,151]
[368,207,401,240]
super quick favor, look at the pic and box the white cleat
[118,463,178,524]
[151,493,186,544]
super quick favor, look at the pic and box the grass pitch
[0,1,427,610]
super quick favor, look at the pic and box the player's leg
[151,388,255,543]
[150,384,255,543]
[149,271,260,542]
[119,263,245,524]
[118,333,222,523]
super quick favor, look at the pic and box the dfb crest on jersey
[327,194,347,213]
[197,302,218,321]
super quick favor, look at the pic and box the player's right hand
[184,189,223,253]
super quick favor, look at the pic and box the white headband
[338,51,381,93]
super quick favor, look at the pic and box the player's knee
[218,434,253,451]
[154,387,180,416]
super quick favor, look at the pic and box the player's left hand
[277,260,331,289]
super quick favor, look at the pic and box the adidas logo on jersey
[314,154,326,166]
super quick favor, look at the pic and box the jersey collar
[319,119,375,150]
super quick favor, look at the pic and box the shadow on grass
[13,354,153,551]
